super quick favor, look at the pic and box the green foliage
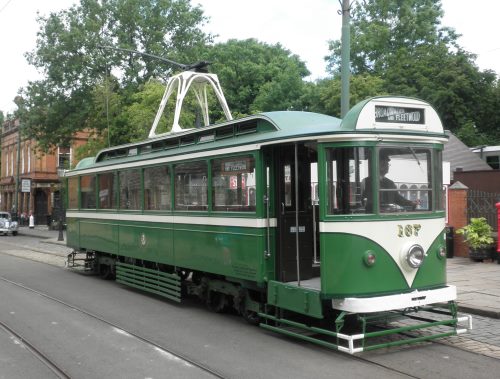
[307,74,387,117]
[455,121,489,147]
[19,0,212,151]
[456,217,494,249]
[325,0,500,143]
[202,39,309,115]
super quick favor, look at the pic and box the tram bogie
[65,96,471,353]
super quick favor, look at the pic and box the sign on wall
[21,179,31,193]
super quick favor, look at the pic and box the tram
[65,70,471,353]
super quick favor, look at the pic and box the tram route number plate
[290,226,305,233]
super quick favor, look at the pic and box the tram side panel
[67,215,269,285]
[172,222,268,284]
[66,216,120,256]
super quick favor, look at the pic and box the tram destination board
[375,105,425,124]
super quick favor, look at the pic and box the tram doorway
[271,143,318,283]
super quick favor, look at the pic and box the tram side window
[174,161,208,211]
[80,175,96,209]
[326,147,372,214]
[99,172,117,209]
[68,177,78,209]
[212,156,256,212]
[144,166,171,211]
[119,169,141,210]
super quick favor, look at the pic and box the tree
[311,74,387,117]
[327,0,458,75]
[325,0,499,143]
[19,0,212,151]
[202,39,309,116]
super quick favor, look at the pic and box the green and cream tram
[66,96,471,353]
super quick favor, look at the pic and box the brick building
[0,118,90,225]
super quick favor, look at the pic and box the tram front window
[326,146,438,214]
[369,147,433,214]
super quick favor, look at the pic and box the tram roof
[74,111,342,170]
[72,96,445,171]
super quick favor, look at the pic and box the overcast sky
[0,0,499,113]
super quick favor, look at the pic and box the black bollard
[58,216,64,241]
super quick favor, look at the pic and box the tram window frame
[67,177,79,209]
[434,149,445,211]
[144,165,171,211]
[211,155,256,212]
[80,175,97,209]
[119,169,142,210]
[326,146,373,215]
[377,147,433,214]
[98,172,117,210]
[174,161,208,211]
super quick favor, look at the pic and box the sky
[0,0,499,114]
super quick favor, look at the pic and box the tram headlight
[363,251,376,267]
[438,246,446,259]
[406,244,425,268]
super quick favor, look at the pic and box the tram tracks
[0,318,71,378]
[0,275,226,379]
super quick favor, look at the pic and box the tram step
[66,251,95,272]
[115,262,181,303]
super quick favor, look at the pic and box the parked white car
[0,212,18,236]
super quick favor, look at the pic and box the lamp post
[57,189,65,241]
[13,121,21,221]
[340,0,352,118]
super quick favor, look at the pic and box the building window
[10,150,14,176]
[5,151,9,176]
[21,148,25,174]
[58,147,71,169]
[486,156,499,169]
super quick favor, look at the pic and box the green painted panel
[267,280,323,318]
[173,223,264,281]
[320,233,408,297]
[66,219,79,248]
[412,231,447,288]
[79,220,119,254]
[320,232,447,298]
[118,223,174,263]
[66,216,269,284]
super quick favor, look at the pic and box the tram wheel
[206,291,227,313]
[99,264,114,280]
[242,310,261,325]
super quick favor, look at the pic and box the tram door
[272,144,316,282]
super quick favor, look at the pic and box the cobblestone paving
[439,314,500,359]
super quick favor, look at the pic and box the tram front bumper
[331,285,457,313]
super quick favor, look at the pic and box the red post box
[497,203,500,254]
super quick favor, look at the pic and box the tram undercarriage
[67,249,471,354]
